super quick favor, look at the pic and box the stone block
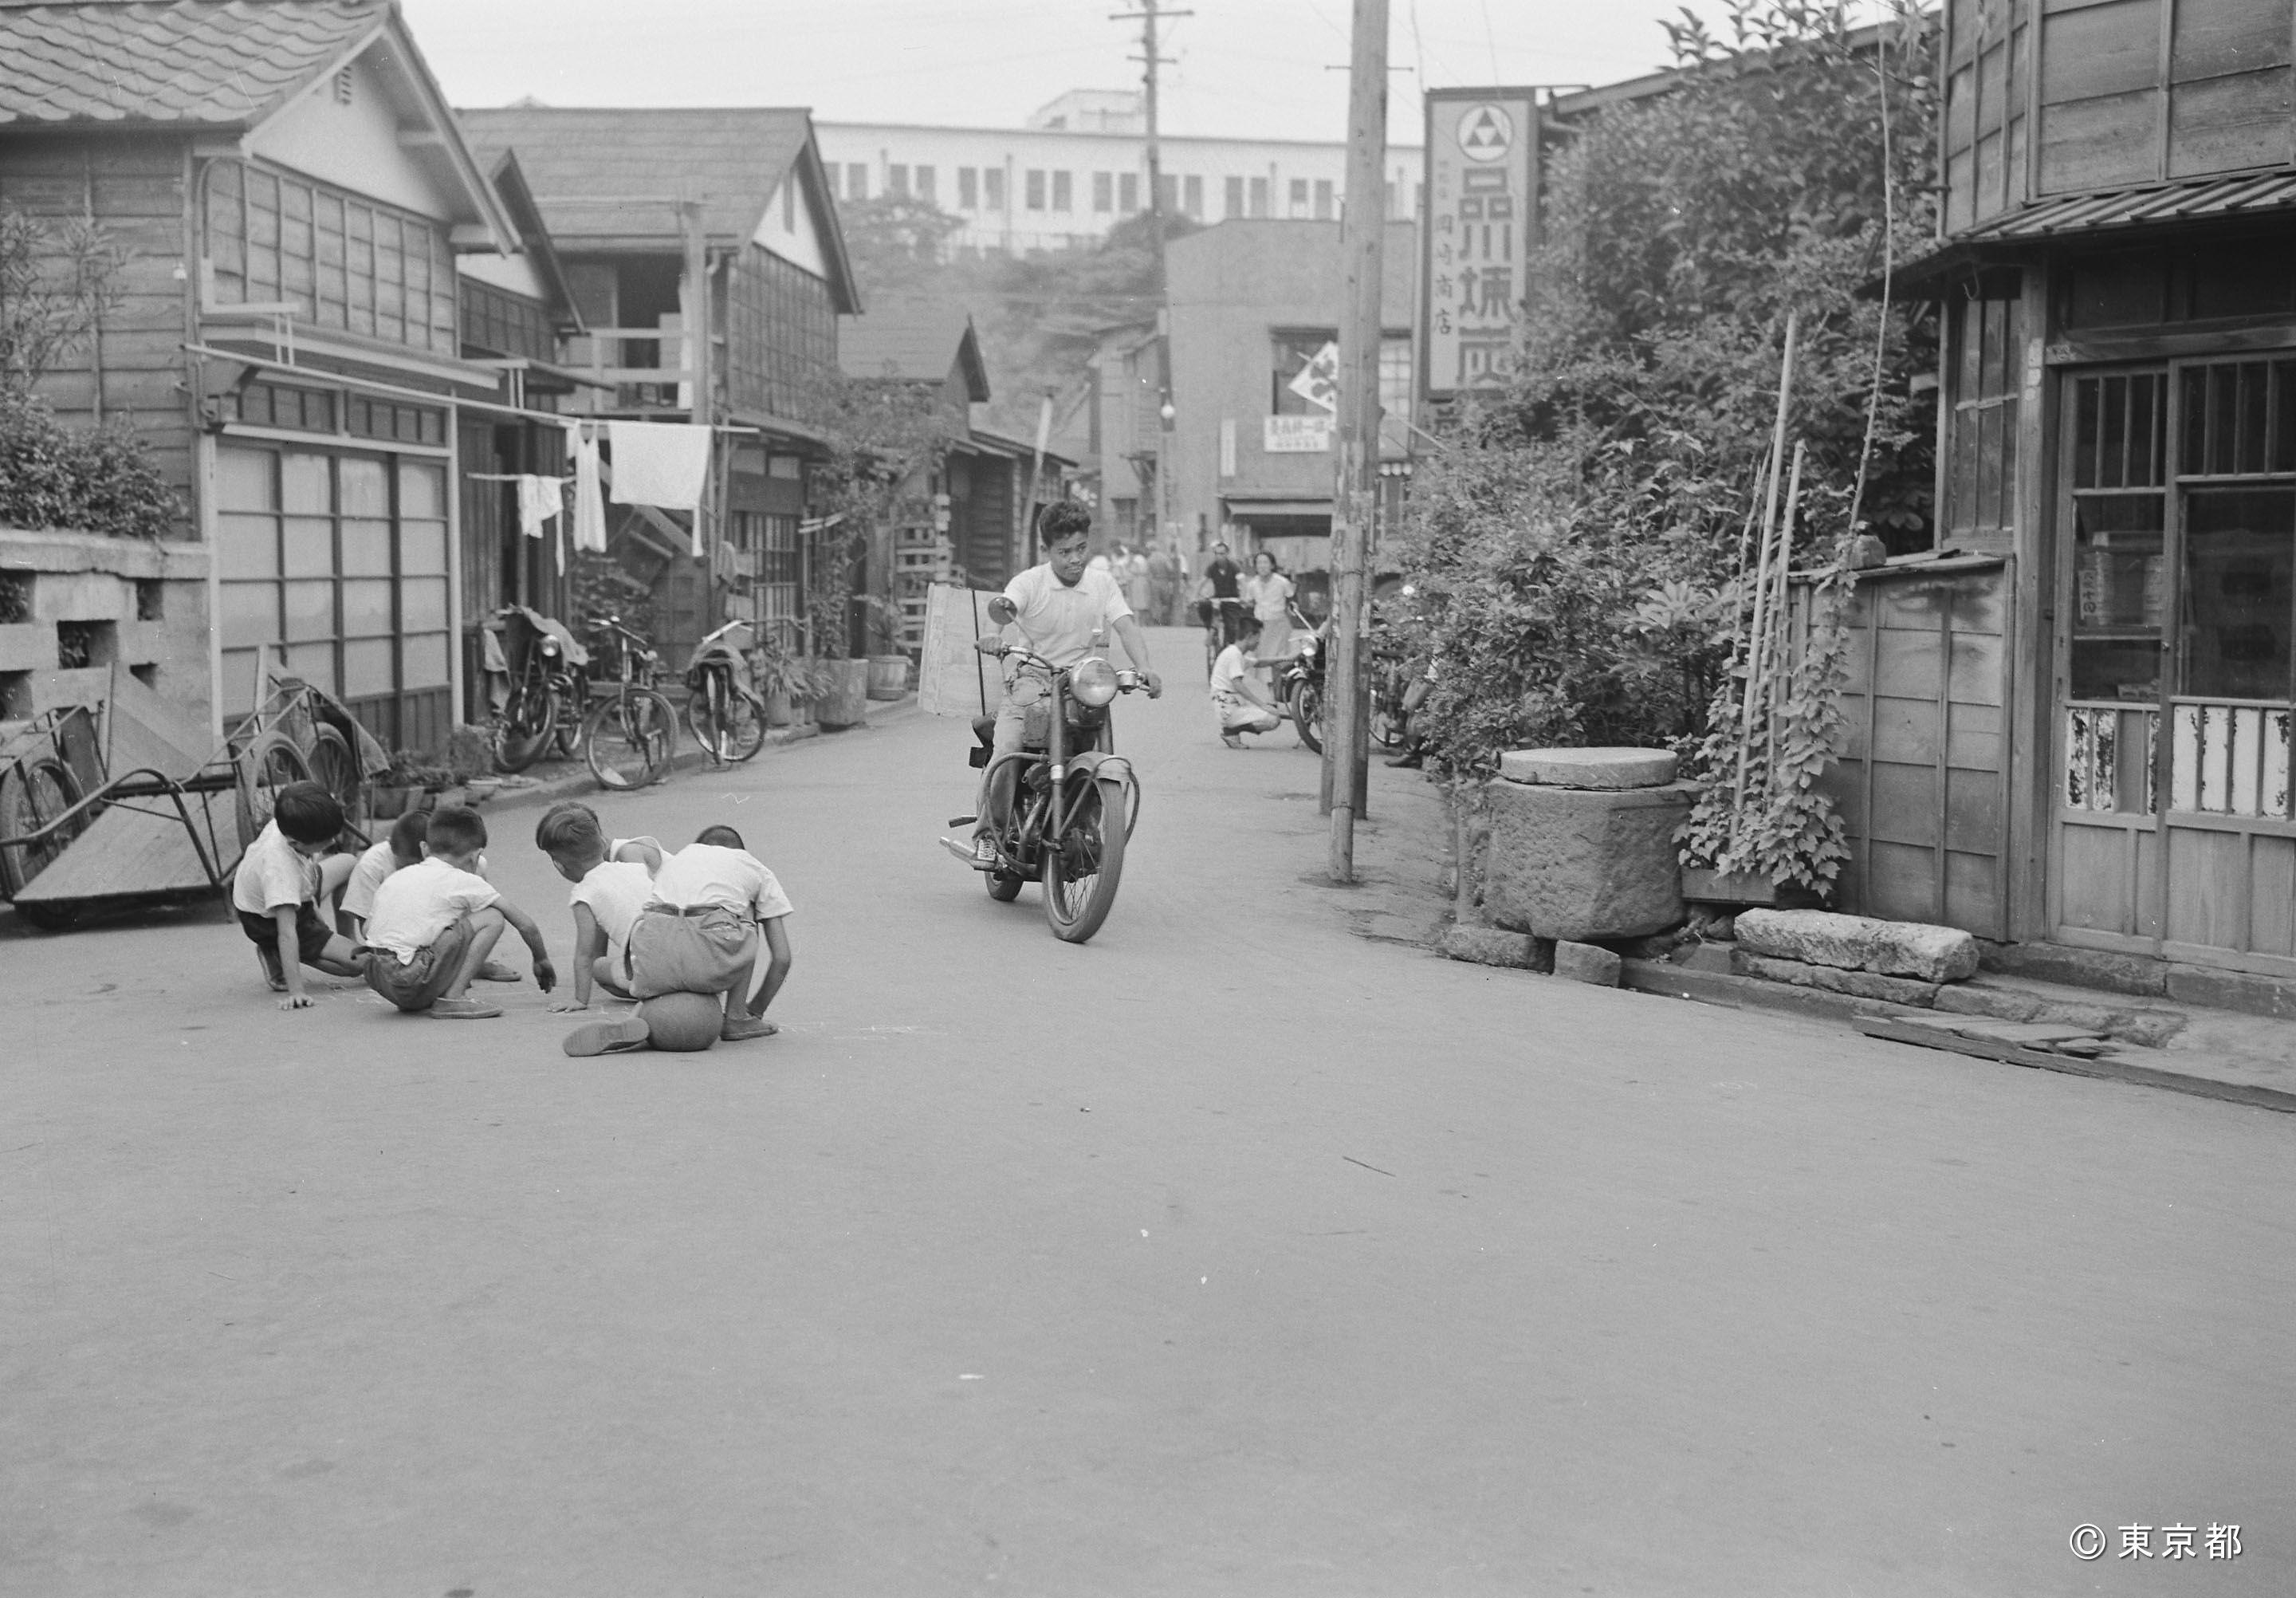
[1498,746,1678,789]
[1734,908,1980,983]
[1669,939,1736,974]
[1553,940,1622,986]
[1439,924,1552,972]
[1734,951,1939,1006]
[2165,964,2296,1021]
[1980,941,2168,997]
[1933,984,2042,1022]
[1481,778,1693,942]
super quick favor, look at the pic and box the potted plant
[804,535,873,730]
[863,595,911,700]
[749,629,818,727]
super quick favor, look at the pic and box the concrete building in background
[1161,219,1418,588]
[819,90,1423,257]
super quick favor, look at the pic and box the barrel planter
[866,654,911,700]
[813,659,871,729]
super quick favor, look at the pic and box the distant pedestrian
[1244,550,1295,663]
[1123,544,1152,616]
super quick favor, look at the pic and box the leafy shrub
[0,388,179,539]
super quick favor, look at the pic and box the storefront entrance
[2053,358,2296,975]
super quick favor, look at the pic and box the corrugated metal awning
[1957,171,2296,242]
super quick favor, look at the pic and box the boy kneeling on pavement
[564,824,791,1053]
[233,780,362,1010]
[359,805,553,1018]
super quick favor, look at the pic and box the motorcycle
[490,604,589,772]
[1282,620,1408,758]
[683,618,769,764]
[951,596,1147,944]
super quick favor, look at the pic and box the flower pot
[813,659,871,729]
[1681,865,1779,907]
[463,777,502,806]
[866,654,911,701]
[370,786,411,820]
[764,691,795,728]
[427,784,466,811]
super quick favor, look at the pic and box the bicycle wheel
[585,688,679,790]
[493,677,556,772]
[0,755,87,898]
[551,683,585,760]
[1290,679,1324,755]
[1042,775,1126,944]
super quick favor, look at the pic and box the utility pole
[1115,0,1188,559]
[1324,0,1388,881]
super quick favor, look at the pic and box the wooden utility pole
[680,197,714,561]
[1115,0,1187,557]
[1325,0,1389,882]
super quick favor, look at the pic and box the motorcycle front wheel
[1289,679,1324,754]
[1042,775,1127,943]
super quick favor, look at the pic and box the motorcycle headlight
[541,639,560,657]
[1070,656,1119,707]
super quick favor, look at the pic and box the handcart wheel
[307,724,359,819]
[235,734,313,853]
[0,755,87,898]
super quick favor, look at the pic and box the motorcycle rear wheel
[1290,679,1324,754]
[493,679,556,773]
[1042,775,1126,943]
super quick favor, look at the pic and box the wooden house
[458,107,862,668]
[836,304,1070,647]
[0,0,576,754]
[1889,0,2296,982]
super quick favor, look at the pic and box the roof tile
[0,1,376,128]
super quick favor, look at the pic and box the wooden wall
[1819,560,2014,939]
[1948,0,2296,230]
[0,134,195,528]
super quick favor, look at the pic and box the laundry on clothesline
[568,421,608,554]
[606,421,711,515]
[515,474,561,540]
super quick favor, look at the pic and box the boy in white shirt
[533,801,657,1013]
[572,823,792,1050]
[231,781,361,1010]
[340,810,426,939]
[359,805,553,1019]
[1209,613,1282,748]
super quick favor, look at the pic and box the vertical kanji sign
[1421,88,1539,403]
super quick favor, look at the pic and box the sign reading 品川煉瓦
[1264,415,1332,453]
[1421,88,1539,403]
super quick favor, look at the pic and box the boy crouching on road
[233,780,362,1010]
[339,809,426,940]
[564,824,791,1053]
[533,801,656,1012]
[359,805,554,1019]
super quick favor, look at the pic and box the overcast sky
[404,1,1883,145]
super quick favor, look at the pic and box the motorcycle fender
[1063,753,1133,788]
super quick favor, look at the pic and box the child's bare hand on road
[547,996,586,1014]
[277,994,313,1011]
[533,959,556,992]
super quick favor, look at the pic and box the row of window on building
[840,162,1414,223]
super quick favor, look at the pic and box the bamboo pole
[1728,314,1800,844]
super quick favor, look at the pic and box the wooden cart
[0,673,376,931]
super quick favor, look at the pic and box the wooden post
[681,198,714,576]
[1020,392,1052,573]
[1325,0,1390,882]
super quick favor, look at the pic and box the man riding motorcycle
[943,502,1163,868]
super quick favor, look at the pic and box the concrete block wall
[0,529,210,730]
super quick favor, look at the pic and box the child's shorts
[238,903,332,967]
[625,905,757,998]
[360,913,474,1012]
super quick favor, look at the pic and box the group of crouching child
[231,781,792,1056]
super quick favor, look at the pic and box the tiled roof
[1956,171,2296,242]
[459,106,814,248]
[0,1,381,128]
[838,301,987,398]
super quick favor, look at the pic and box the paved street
[3,626,2291,1596]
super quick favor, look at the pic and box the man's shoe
[720,1015,779,1042]
[475,960,522,983]
[939,835,998,872]
[563,1013,651,1056]
[428,996,503,1019]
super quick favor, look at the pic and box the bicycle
[1197,595,1252,679]
[581,616,680,790]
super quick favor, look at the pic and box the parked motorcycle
[684,618,769,765]
[491,604,589,772]
[953,596,1146,944]
[1283,621,1408,758]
